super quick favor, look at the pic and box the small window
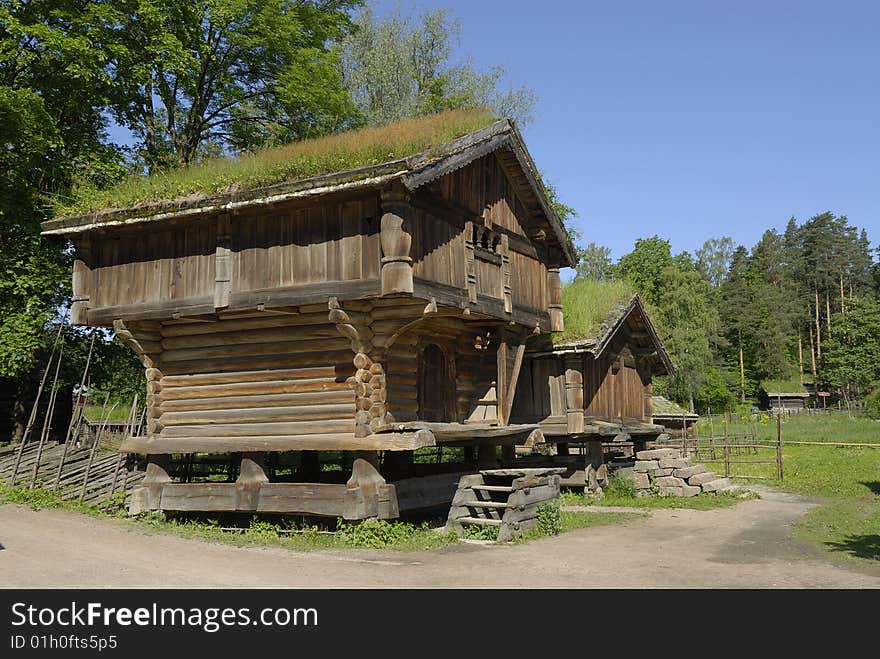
[473,225,502,265]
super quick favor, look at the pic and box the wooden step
[457,516,503,527]
[471,485,513,493]
[461,500,508,509]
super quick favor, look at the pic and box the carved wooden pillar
[464,221,477,303]
[329,298,391,437]
[564,354,585,434]
[547,268,564,332]
[380,185,413,296]
[214,213,232,310]
[501,233,512,314]
[71,237,92,326]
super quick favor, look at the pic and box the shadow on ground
[826,535,880,561]
[860,481,880,496]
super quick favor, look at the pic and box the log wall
[146,305,357,449]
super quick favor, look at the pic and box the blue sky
[107,1,879,262]
[370,0,879,260]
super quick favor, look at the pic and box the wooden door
[419,344,452,422]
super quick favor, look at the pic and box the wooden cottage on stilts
[512,293,673,491]
[42,112,576,520]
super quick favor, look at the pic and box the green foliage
[54,108,497,217]
[334,518,454,549]
[604,474,637,499]
[575,242,613,281]
[823,296,880,399]
[864,387,880,419]
[462,523,499,541]
[695,236,736,288]
[107,0,360,169]
[612,236,675,306]
[553,278,636,344]
[655,264,726,411]
[340,7,536,128]
[536,500,562,536]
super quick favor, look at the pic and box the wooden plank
[120,429,436,453]
[159,419,356,438]
[159,390,352,412]
[160,366,340,387]
[161,378,350,401]
[158,404,353,426]
[226,278,380,311]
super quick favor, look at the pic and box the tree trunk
[808,324,817,381]
[839,272,846,317]
[11,377,32,444]
[814,288,821,358]
[797,331,804,385]
[738,329,745,402]
[825,290,832,335]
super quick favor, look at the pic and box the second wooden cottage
[511,283,673,489]
[41,110,576,519]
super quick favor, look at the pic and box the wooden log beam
[119,429,436,454]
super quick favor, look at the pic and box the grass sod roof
[551,278,638,346]
[43,107,577,265]
[540,278,674,374]
[761,378,810,394]
[51,108,497,219]
[651,395,699,419]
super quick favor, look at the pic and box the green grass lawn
[82,405,136,423]
[694,413,880,568]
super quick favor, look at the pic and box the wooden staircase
[445,468,564,541]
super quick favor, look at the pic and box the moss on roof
[552,278,637,345]
[761,378,809,394]
[52,108,498,219]
[651,396,698,418]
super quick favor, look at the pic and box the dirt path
[1,487,878,588]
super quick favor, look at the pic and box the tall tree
[823,296,880,405]
[695,236,735,287]
[109,0,359,170]
[654,265,727,412]
[612,236,674,306]
[0,0,126,380]
[340,7,537,127]
[574,242,612,281]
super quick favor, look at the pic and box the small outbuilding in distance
[42,109,577,520]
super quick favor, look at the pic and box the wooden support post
[236,452,268,511]
[464,221,477,304]
[776,413,784,481]
[380,185,413,296]
[501,233,512,314]
[586,439,604,469]
[344,455,398,520]
[547,268,564,332]
[564,355,585,435]
[71,236,91,326]
[501,444,516,467]
[129,455,171,515]
[723,426,730,478]
[213,213,232,310]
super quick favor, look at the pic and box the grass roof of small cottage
[761,378,810,394]
[52,108,497,219]
[552,278,638,345]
